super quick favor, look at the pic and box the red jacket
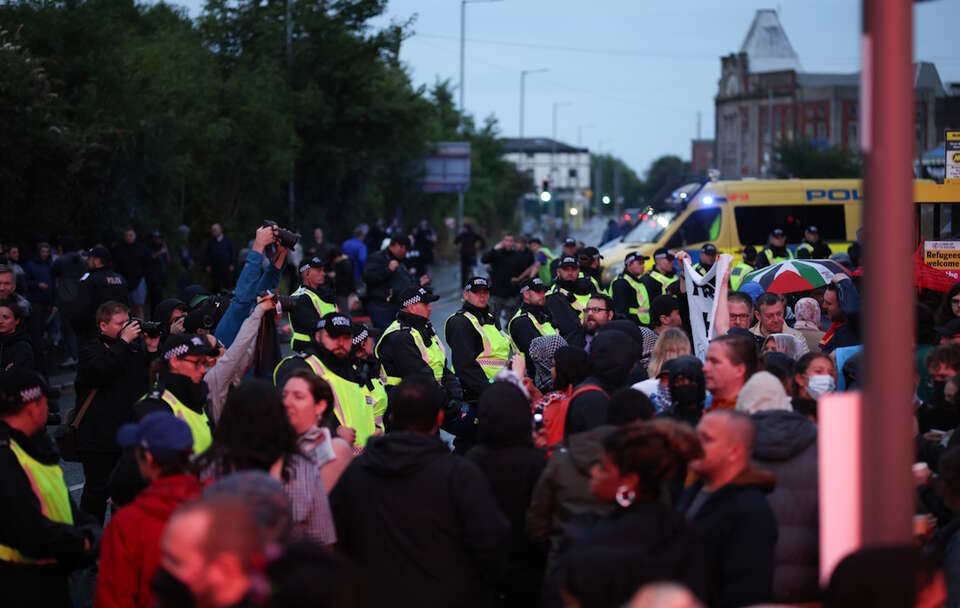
[94,474,202,608]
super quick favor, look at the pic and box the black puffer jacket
[564,331,637,436]
[0,328,34,371]
[752,409,819,603]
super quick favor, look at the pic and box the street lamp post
[519,68,548,137]
[459,0,503,118]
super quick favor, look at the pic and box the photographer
[74,301,159,523]
[213,224,286,349]
[72,246,130,340]
[288,257,337,352]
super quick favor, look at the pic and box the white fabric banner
[683,254,733,361]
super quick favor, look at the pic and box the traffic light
[540,179,551,203]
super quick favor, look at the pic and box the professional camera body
[124,318,164,338]
[262,220,300,249]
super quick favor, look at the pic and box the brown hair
[603,419,703,500]
[95,301,129,326]
[928,344,960,371]
[711,333,759,376]
[284,369,335,427]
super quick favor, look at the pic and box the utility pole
[286,0,295,226]
[520,68,548,137]
[459,0,503,120]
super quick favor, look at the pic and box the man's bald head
[708,409,755,454]
[690,410,755,490]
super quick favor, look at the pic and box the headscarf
[763,333,806,361]
[794,297,822,331]
[529,334,568,390]
[735,371,793,414]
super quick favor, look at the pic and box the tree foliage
[0,0,526,248]
[775,139,861,179]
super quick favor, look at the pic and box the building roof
[796,72,860,89]
[740,9,803,74]
[500,138,588,154]
[916,62,946,97]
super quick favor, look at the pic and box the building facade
[501,138,592,223]
[715,9,949,178]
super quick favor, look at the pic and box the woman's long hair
[647,328,692,379]
[603,419,703,501]
[195,379,299,481]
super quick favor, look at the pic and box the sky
[175,0,955,177]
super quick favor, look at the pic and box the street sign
[947,130,960,184]
[421,142,471,193]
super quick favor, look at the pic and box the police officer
[730,246,758,291]
[578,246,604,292]
[549,237,580,279]
[73,245,130,339]
[693,243,718,276]
[363,235,423,330]
[351,324,387,433]
[640,247,681,301]
[445,277,511,404]
[135,334,219,455]
[757,228,794,268]
[508,278,556,374]
[288,256,337,351]
[0,368,97,605]
[795,225,832,259]
[527,236,555,283]
[610,251,651,325]
[546,256,596,336]
[274,312,374,452]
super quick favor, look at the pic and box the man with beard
[445,277,511,405]
[566,294,614,351]
[351,324,387,433]
[508,278,556,375]
[274,312,373,453]
[546,256,596,337]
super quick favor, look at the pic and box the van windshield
[622,210,677,243]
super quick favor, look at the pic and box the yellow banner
[924,241,960,269]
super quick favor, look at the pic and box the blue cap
[737,281,764,304]
[117,412,194,459]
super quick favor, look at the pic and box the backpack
[536,384,609,449]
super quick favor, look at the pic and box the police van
[599,178,875,285]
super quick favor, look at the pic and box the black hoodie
[330,431,509,608]
[564,331,637,436]
[0,327,34,371]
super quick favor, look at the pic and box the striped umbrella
[740,259,850,294]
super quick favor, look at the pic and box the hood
[597,321,647,354]
[153,298,186,325]
[360,431,450,477]
[735,371,792,414]
[134,474,203,520]
[752,409,817,462]
[587,330,637,390]
[477,382,533,448]
[566,425,616,475]
[0,326,30,347]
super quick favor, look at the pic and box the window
[568,168,578,178]
[665,208,722,248]
[734,205,846,245]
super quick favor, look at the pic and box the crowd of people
[0,216,959,608]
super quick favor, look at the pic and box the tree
[775,140,861,178]
[643,155,690,203]
[590,153,645,210]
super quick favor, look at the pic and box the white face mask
[807,374,836,400]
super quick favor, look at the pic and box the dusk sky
[178,0,956,177]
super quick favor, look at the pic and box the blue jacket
[24,258,55,305]
[214,250,280,348]
[342,237,367,281]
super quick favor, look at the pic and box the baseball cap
[298,257,326,274]
[562,237,578,248]
[936,318,960,339]
[88,245,111,264]
[398,286,440,308]
[701,243,718,255]
[465,276,490,292]
[161,334,219,360]
[806,225,819,234]
[0,368,55,411]
[625,251,648,265]
[317,312,353,337]
[116,412,193,460]
[771,228,785,237]
[558,255,579,268]
[653,247,675,261]
[520,277,548,293]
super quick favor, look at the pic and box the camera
[125,318,164,339]
[258,291,299,313]
[262,220,300,249]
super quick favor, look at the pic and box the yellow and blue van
[599,178,874,285]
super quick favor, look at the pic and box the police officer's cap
[351,323,371,347]
[528,236,543,245]
[317,312,353,337]
[520,278,548,293]
[465,276,491,292]
[562,237,578,248]
[806,225,819,234]
[0,368,54,412]
[625,251,648,266]
[653,247,675,261]
[398,286,439,308]
[298,257,326,274]
[579,246,603,261]
[558,256,579,268]
[160,334,219,361]
[770,228,785,237]
[701,243,718,255]
[741,245,758,261]
[88,245,111,264]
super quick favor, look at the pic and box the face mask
[152,567,196,608]
[671,385,700,409]
[807,374,836,400]
[655,383,672,412]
